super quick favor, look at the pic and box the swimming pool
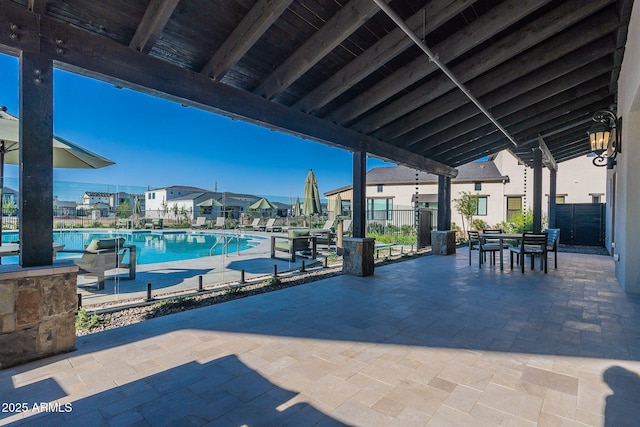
[0,230,263,265]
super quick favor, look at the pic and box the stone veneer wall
[0,263,78,369]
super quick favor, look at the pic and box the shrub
[76,308,100,331]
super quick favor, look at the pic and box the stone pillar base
[431,231,457,255]
[0,261,78,369]
[342,238,375,277]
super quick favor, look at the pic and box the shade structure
[302,169,322,216]
[292,197,302,217]
[331,193,343,220]
[249,197,277,210]
[0,110,115,244]
[197,198,224,207]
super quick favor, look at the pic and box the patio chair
[271,228,315,261]
[212,217,225,229]
[62,237,136,290]
[145,218,163,229]
[191,217,207,229]
[239,218,261,230]
[509,232,549,273]
[543,228,560,268]
[265,218,283,232]
[341,219,353,236]
[468,230,480,265]
[478,230,505,267]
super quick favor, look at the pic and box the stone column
[0,263,78,369]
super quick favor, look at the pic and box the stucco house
[325,150,606,228]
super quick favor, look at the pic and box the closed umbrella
[133,196,142,219]
[292,197,302,217]
[332,193,343,220]
[302,169,322,216]
[0,110,115,243]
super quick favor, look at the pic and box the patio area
[1,249,639,426]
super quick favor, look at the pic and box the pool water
[0,230,262,265]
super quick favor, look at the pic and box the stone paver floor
[2,249,640,426]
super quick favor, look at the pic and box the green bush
[76,308,100,331]
[470,219,488,231]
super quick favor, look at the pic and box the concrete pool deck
[74,229,329,308]
[1,249,639,426]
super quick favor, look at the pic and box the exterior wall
[0,264,78,368]
[144,189,168,218]
[615,0,640,293]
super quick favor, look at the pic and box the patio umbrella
[332,193,343,220]
[197,198,224,207]
[303,169,322,216]
[0,110,115,243]
[248,197,277,210]
[292,197,302,217]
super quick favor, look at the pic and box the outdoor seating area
[144,218,163,229]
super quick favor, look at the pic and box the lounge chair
[239,218,261,230]
[212,217,225,229]
[341,219,353,236]
[191,217,208,229]
[144,218,163,229]
[116,218,132,229]
[265,218,282,232]
[61,237,136,290]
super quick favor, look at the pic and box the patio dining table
[478,233,522,270]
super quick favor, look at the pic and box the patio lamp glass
[588,122,611,155]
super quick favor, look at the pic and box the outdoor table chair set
[470,228,560,273]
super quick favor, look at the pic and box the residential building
[324,150,606,228]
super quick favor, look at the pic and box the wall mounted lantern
[587,109,621,168]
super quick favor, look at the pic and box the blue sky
[0,53,393,203]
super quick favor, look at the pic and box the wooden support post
[19,52,54,267]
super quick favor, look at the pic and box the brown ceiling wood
[0,0,634,173]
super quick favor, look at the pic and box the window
[474,196,487,216]
[377,185,383,193]
[148,192,155,200]
[555,196,565,204]
[592,195,602,203]
[506,197,522,221]
[474,182,482,191]
[367,198,393,220]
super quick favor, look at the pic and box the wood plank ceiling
[0,0,634,175]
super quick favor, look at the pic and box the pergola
[0,0,633,267]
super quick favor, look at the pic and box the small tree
[453,191,478,236]
[3,199,17,217]
[117,200,131,218]
[158,198,167,219]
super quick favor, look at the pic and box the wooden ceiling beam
[353,0,617,135]
[327,0,550,126]
[403,65,612,150]
[379,38,615,144]
[200,0,293,81]
[254,0,387,100]
[0,0,457,178]
[293,0,475,113]
[129,0,180,54]
[438,96,610,165]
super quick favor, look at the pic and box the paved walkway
[2,249,640,426]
